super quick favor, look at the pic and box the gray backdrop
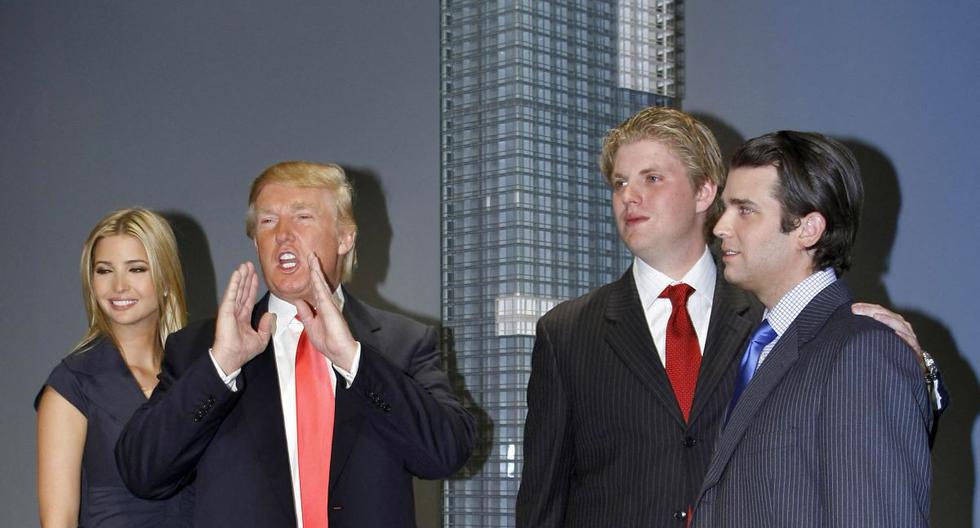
[2,1,977,526]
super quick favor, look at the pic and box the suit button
[682,437,697,447]
[330,505,343,511]
[673,510,687,520]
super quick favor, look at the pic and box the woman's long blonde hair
[74,208,187,354]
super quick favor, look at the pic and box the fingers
[873,312,914,337]
[230,263,258,318]
[307,253,336,312]
[243,262,259,314]
[852,303,914,334]
[235,264,255,307]
[849,302,873,315]
[851,302,894,318]
[220,264,245,313]
[218,263,261,321]
[893,328,923,355]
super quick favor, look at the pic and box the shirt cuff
[333,341,361,389]
[209,348,241,392]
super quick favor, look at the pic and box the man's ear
[337,229,356,256]
[694,180,718,214]
[798,212,826,249]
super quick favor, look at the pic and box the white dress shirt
[209,289,362,528]
[632,247,717,365]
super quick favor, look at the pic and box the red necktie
[660,283,701,422]
[296,325,334,528]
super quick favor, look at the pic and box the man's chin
[268,281,312,303]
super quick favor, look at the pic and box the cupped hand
[212,262,275,375]
[294,254,358,371]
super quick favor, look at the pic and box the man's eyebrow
[726,197,757,207]
[288,201,318,211]
[612,165,662,178]
[256,201,318,214]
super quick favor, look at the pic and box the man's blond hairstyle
[600,107,725,236]
[245,161,358,283]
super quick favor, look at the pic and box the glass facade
[440,1,678,525]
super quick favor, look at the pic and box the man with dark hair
[693,131,932,527]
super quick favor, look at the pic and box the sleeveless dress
[36,337,191,527]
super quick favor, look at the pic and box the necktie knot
[750,320,777,349]
[726,319,778,426]
[659,283,695,308]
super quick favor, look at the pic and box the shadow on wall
[692,112,744,258]
[691,112,744,165]
[843,140,977,527]
[161,212,218,324]
[342,168,490,514]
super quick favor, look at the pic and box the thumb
[256,312,276,342]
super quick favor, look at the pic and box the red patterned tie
[296,324,334,528]
[660,284,701,422]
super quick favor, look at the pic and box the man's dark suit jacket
[516,266,762,527]
[692,280,933,527]
[116,290,475,528]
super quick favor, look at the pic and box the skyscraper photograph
[440,1,678,525]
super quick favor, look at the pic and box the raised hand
[212,262,275,375]
[294,253,358,371]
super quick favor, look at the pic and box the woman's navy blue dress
[36,337,191,527]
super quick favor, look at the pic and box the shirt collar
[268,287,346,338]
[764,268,837,336]
[633,246,717,310]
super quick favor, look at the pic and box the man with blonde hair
[119,161,475,527]
[516,108,931,526]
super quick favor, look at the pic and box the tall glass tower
[440,1,679,525]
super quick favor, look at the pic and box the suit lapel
[604,269,686,426]
[328,288,381,494]
[698,279,852,492]
[688,272,758,425]
[242,294,296,523]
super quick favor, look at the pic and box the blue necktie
[726,320,777,424]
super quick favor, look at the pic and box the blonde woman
[36,208,190,527]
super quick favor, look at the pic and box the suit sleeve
[347,324,475,478]
[515,318,574,528]
[819,326,933,526]
[115,327,241,499]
